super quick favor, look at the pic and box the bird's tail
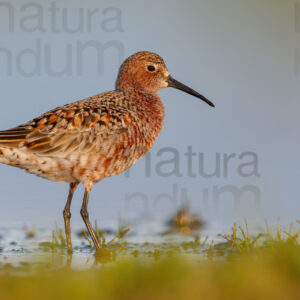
[0,128,29,167]
[0,128,28,148]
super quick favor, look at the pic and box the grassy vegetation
[0,247,299,300]
[0,220,299,300]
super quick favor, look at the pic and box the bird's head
[116,51,214,107]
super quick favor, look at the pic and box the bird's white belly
[0,147,76,182]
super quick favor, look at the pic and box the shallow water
[0,224,225,270]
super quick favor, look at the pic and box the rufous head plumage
[116,51,214,107]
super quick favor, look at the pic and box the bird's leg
[80,183,101,250]
[63,182,79,252]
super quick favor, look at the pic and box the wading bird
[0,51,214,250]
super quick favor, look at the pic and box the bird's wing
[0,92,138,156]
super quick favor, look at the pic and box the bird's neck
[118,87,164,113]
[127,88,164,118]
[120,87,165,145]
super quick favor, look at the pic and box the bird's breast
[73,96,165,183]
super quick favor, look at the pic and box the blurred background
[0,0,298,234]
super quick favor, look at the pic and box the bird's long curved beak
[167,75,215,107]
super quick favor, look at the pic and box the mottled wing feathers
[0,127,31,147]
[0,92,133,156]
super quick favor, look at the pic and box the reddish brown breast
[126,90,165,152]
[73,90,165,182]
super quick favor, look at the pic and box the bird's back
[0,90,165,183]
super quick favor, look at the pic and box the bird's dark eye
[147,65,156,72]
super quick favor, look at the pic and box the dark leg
[66,251,72,268]
[80,183,101,250]
[63,182,79,251]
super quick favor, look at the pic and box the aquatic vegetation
[264,219,299,249]
[51,225,67,250]
[217,220,264,254]
[83,221,130,250]
[215,219,299,256]
[0,220,299,299]
[166,219,299,259]
[0,246,299,300]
